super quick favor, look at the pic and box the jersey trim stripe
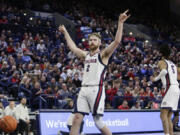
[98,53,107,67]
[93,67,106,115]
[164,73,170,97]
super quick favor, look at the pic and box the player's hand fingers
[123,9,129,14]
[126,14,131,19]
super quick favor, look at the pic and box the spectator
[4,101,16,117]
[72,73,81,88]
[19,76,32,100]
[131,101,141,110]
[118,100,129,110]
[15,98,30,135]
[37,40,46,53]
[7,71,20,98]
[44,86,55,108]
[144,101,153,109]
[31,82,44,109]
[56,83,71,109]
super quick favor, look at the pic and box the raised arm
[59,25,87,59]
[101,10,130,63]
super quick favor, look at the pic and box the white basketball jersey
[82,52,107,86]
[161,60,179,89]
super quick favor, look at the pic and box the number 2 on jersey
[86,65,90,72]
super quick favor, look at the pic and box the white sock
[165,134,169,135]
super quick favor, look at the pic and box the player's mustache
[90,43,95,46]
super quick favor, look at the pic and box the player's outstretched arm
[59,25,87,59]
[101,10,130,61]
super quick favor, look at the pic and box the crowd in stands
[0,1,180,114]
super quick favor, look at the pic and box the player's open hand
[59,25,67,34]
[119,9,130,23]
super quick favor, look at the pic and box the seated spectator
[15,98,30,135]
[34,64,41,76]
[47,77,58,91]
[44,86,56,108]
[0,16,8,24]
[152,101,160,109]
[131,101,141,110]
[7,71,20,98]
[31,82,45,110]
[72,73,81,88]
[37,40,46,54]
[40,75,48,90]
[4,101,16,117]
[6,42,15,54]
[106,80,119,105]
[22,53,31,63]
[19,76,32,100]
[144,101,153,109]
[56,83,71,109]
[105,83,113,104]
[118,100,129,110]
[124,87,133,107]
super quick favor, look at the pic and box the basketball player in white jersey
[59,10,130,135]
[153,44,180,135]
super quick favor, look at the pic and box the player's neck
[161,56,169,60]
[90,49,100,56]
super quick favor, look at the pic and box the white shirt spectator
[37,40,46,52]
[0,40,7,47]
[56,62,62,68]
[34,69,41,75]
[131,106,141,110]
[21,40,27,49]
[60,71,67,81]
[15,103,29,122]
[4,106,16,118]
[67,68,73,77]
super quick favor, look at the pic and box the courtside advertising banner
[39,111,163,135]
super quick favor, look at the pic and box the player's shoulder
[157,60,167,69]
[158,60,166,65]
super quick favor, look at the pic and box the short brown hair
[88,32,101,40]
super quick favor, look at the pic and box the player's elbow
[161,69,167,76]
[114,40,120,45]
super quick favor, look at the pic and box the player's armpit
[100,49,111,65]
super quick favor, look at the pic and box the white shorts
[75,86,105,116]
[161,85,180,111]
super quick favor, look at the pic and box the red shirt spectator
[139,88,145,100]
[118,100,129,110]
[106,87,118,101]
[7,44,15,53]
[0,16,8,24]
[124,87,133,101]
